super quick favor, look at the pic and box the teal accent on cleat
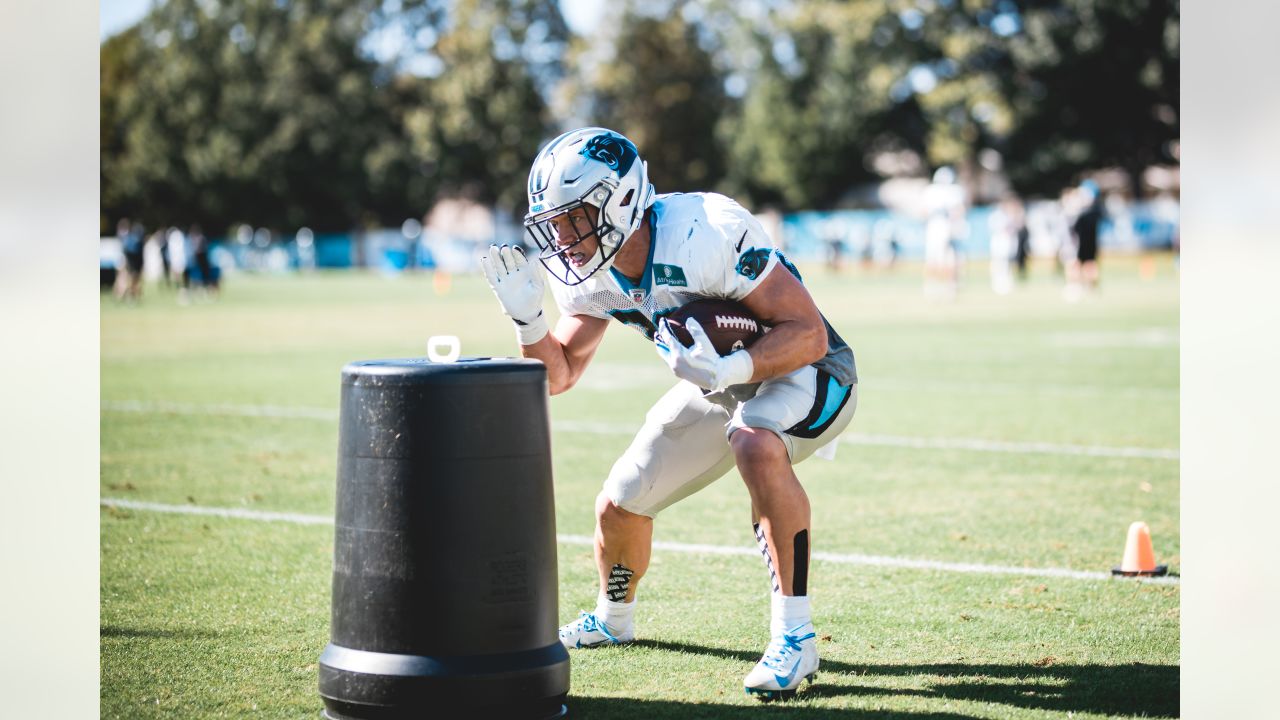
[745,686,798,702]
[743,622,819,698]
[558,611,634,649]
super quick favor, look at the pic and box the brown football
[662,299,764,356]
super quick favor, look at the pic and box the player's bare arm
[737,265,828,382]
[480,241,609,395]
[522,313,608,395]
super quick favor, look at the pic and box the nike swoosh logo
[735,230,748,252]
[774,661,802,688]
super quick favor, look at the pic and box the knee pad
[602,457,657,518]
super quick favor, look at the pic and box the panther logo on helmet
[580,134,638,177]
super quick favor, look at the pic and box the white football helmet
[524,127,655,285]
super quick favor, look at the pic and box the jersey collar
[608,208,657,303]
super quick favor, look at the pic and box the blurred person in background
[1014,201,1031,281]
[166,226,186,288]
[1067,179,1104,300]
[117,218,145,303]
[923,166,964,299]
[111,218,129,297]
[822,219,846,272]
[1053,187,1078,284]
[167,226,189,303]
[1152,191,1179,242]
[482,127,857,699]
[871,217,899,271]
[296,228,318,272]
[188,224,219,298]
[852,222,873,270]
[1151,191,1179,266]
[154,227,171,287]
[987,196,1021,295]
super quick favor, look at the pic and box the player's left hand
[655,317,754,392]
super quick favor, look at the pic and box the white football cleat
[743,623,819,699]
[558,612,634,649]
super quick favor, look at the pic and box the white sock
[771,594,811,638]
[595,593,636,633]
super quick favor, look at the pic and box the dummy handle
[427,335,461,363]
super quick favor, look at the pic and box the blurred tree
[907,0,1179,198]
[997,0,1180,197]
[100,0,565,233]
[567,0,728,195]
[397,0,565,212]
[101,0,396,233]
[706,0,1178,207]
[100,26,144,234]
[896,0,1016,181]
[102,0,1179,229]
[715,1,906,210]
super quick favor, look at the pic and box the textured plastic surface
[320,357,569,719]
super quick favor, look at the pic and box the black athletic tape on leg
[606,564,634,602]
[754,523,780,594]
[792,529,809,596]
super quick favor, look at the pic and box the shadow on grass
[570,639,1178,719]
[569,696,973,719]
[570,695,977,719]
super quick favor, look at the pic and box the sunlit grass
[102,255,1178,718]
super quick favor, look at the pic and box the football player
[481,127,858,698]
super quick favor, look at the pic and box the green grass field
[101,256,1180,718]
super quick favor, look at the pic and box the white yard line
[103,497,334,526]
[100,498,1179,585]
[867,377,1178,400]
[840,433,1180,460]
[103,399,338,421]
[102,400,1179,461]
[581,363,1181,399]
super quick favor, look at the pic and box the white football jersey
[549,192,857,385]
[549,192,779,331]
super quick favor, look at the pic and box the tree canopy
[101,0,1179,233]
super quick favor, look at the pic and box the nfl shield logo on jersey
[629,288,646,303]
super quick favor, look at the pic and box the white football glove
[654,317,754,392]
[480,244,548,345]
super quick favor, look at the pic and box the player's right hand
[655,317,754,392]
[480,244,545,325]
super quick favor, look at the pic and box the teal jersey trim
[609,209,658,298]
[808,375,850,430]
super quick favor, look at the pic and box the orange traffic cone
[1139,255,1157,280]
[432,270,452,296]
[1112,521,1168,577]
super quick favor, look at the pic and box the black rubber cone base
[1112,564,1169,577]
[321,696,567,720]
